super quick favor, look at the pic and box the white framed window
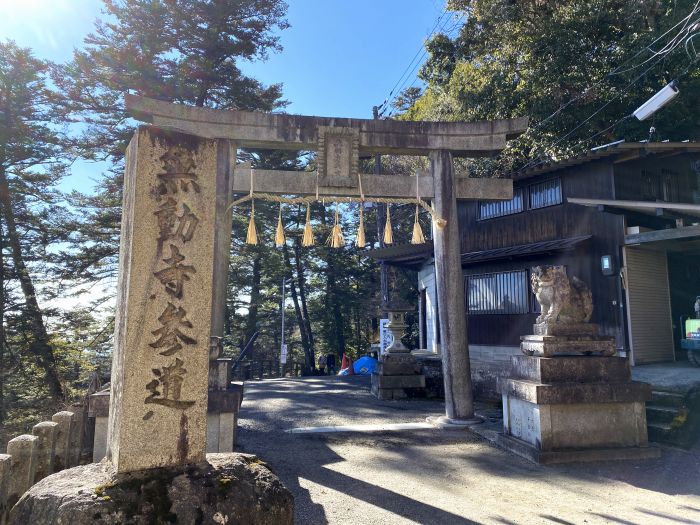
[467,270,530,315]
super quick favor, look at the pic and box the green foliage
[403,0,700,175]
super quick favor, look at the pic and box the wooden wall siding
[458,159,627,348]
[459,160,616,254]
[614,153,700,204]
[624,247,675,364]
[463,248,622,346]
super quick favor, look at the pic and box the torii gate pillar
[430,150,478,424]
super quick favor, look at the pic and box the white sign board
[280,343,288,364]
[379,319,393,355]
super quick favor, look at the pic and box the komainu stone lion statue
[531,266,593,326]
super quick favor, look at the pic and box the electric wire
[530,1,700,133]
[377,7,449,113]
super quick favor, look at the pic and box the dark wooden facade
[457,147,700,352]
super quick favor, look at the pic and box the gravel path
[236,376,700,525]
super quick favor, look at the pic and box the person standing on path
[318,354,327,375]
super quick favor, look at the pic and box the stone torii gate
[108,94,527,472]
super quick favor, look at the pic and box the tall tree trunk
[0,168,64,401]
[282,244,314,373]
[244,250,262,346]
[0,214,5,423]
[292,239,314,351]
[325,251,346,358]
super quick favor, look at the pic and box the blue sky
[1,0,455,194]
[0,0,452,118]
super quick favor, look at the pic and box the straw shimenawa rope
[302,203,315,247]
[326,204,344,248]
[274,203,285,247]
[246,200,258,245]
[383,205,393,245]
[411,205,426,245]
[231,170,440,247]
[229,192,440,223]
[356,204,366,248]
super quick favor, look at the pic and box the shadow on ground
[237,376,700,525]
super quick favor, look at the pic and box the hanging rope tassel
[302,204,315,247]
[411,205,426,244]
[275,203,286,247]
[246,200,258,245]
[326,204,344,248]
[383,205,393,245]
[356,204,366,248]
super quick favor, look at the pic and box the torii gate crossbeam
[106,95,527,472]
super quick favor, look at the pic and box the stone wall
[1,405,90,524]
[416,344,521,401]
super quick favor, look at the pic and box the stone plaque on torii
[107,94,527,472]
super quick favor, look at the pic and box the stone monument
[371,307,427,400]
[497,265,660,463]
[371,269,426,400]
[9,128,294,524]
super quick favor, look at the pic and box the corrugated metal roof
[514,142,700,180]
[460,235,591,265]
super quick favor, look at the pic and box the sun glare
[0,0,75,19]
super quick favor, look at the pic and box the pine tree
[55,0,290,286]
[0,41,72,401]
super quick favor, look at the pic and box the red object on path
[341,353,348,370]
[347,357,354,375]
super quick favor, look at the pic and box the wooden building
[371,142,700,399]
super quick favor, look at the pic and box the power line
[516,6,700,174]
[386,12,466,119]
[377,7,451,113]
[529,1,700,133]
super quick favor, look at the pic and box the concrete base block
[495,433,660,465]
[372,387,409,400]
[206,412,237,453]
[508,355,631,383]
[521,334,616,357]
[92,417,108,463]
[372,374,425,389]
[502,395,650,450]
[499,354,655,464]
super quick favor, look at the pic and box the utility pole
[373,106,389,307]
[280,277,288,376]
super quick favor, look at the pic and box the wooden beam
[231,167,513,201]
[625,224,700,245]
[126,95,528,157]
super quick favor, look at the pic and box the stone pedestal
[498,355,660,464]
[371,311,425,400]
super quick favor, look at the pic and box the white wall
[418,262,440,354]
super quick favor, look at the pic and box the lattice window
[478,187,525,220]
[529,178,562,209]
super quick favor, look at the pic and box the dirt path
[236,376,700,525]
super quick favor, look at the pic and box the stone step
[647,421,675,443]
[650,390,685,408]
[645,405,682,425]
